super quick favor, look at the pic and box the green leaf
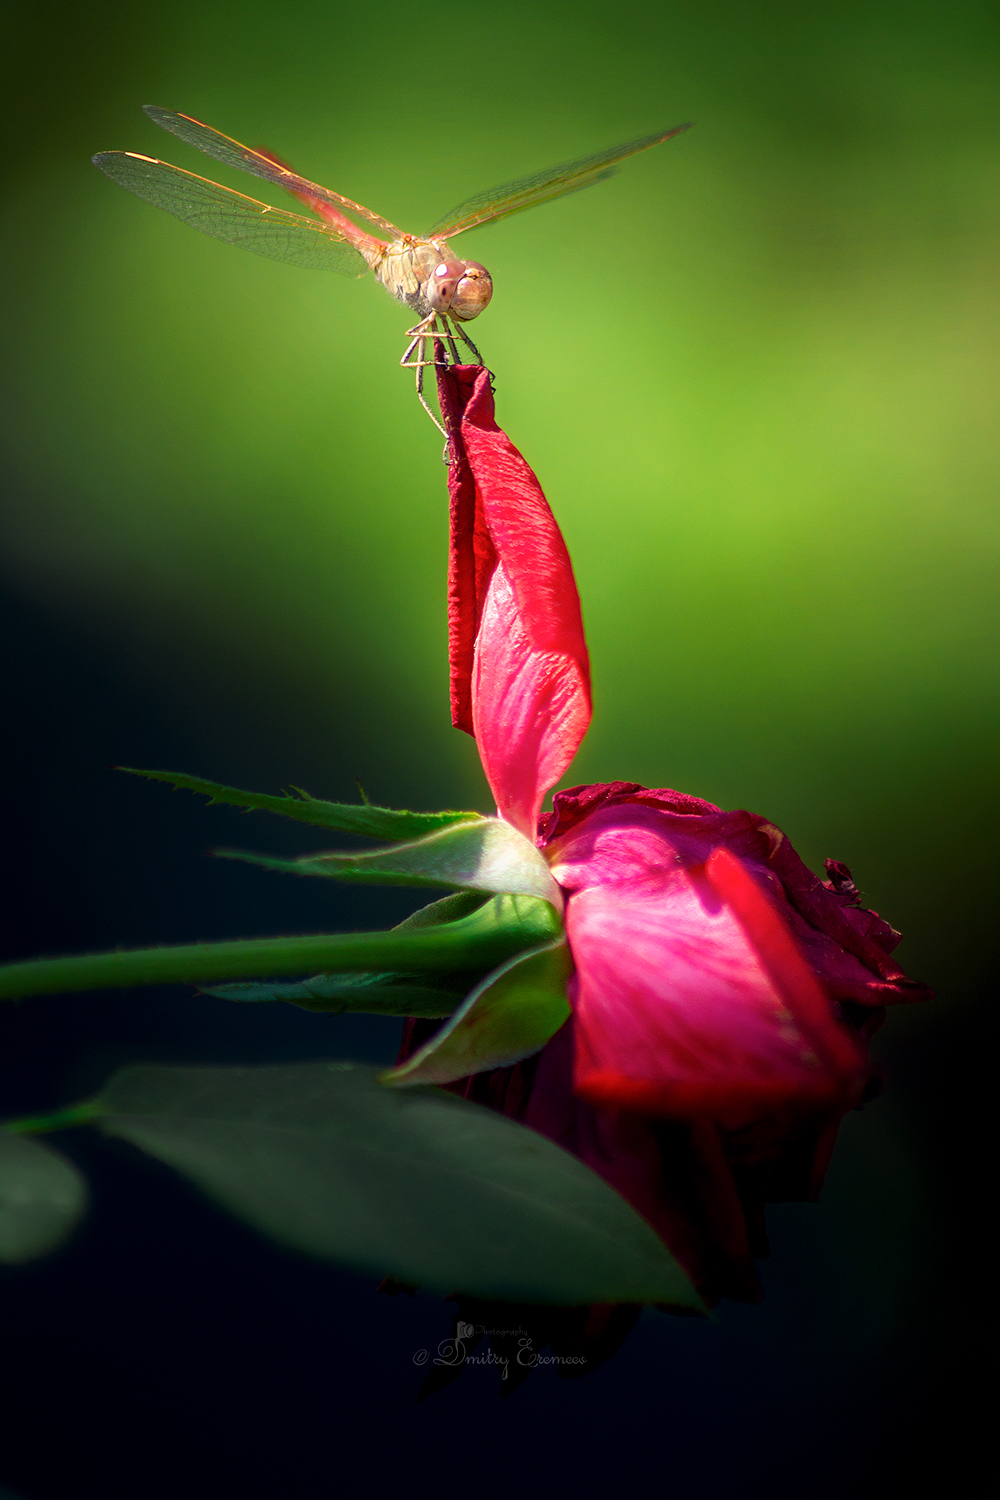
[218,816,562,910]
[96,1062,703,1309]
[0,1132,88,1263]
[120,767,482,840]
[0,894,561,1002]
[382,940,572,1086]
[205,972,461,1017]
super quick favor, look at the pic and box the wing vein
[93,152,370,276]
[144,106,402,243]
[428,122,692,238]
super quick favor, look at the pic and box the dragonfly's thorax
[373,239,452,315]
[373,239,492,321]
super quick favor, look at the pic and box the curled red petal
[703,846,864,1078]
[438,365,591,835]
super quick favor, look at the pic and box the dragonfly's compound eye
[426,260,465,313]
[450,261,493,322]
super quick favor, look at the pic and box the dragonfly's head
[426,258,493,322]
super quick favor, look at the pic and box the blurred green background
[0,1,996,1494]
[3,0,997,984]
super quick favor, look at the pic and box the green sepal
[93,1061,704,1309]
[204,972,461,1017]
[0,1131,88,1264]
[0,893,560,1002]
[382,940,572,1087]
[2,1102,101,1135]
[217,816,562,910]
[202,892,490,1015]
[390,890,491,929]
[119,767,483,840]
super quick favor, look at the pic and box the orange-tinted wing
[428,122,692,239]
[144,105,405,241]
[93,152,370,275]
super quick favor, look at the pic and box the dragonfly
[94,107,692,435]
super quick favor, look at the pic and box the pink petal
[438,366,591,836]
[563,852,865,1120]
[543,785,931,1008]
[704,846,865,1077]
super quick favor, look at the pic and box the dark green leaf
[119,767,482,839]
[0,894,561,1002]
[96,1063,702,1309]
[0,1132,88,1263]
[383,940,572,1085]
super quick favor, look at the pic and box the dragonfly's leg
[438,317,461,366]
[428,316,442,366]
[401,315,452,448]
[452,321,483,365]
[432,320,454,373]
[401,312,441,368]
[415,351,448,440]
[429,316,459,370]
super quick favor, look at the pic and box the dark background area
[1,1,996,1495]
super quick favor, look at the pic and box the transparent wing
[428,122,693,238]
[144,105,405,241]
[93,152,369,275]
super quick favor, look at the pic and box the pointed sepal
[202,893,492,1014]
[120,767,482,840]
[0,893,561,1001]
[0,1131,88,1263]
[204,972,461,1017]
[216,816,564,911]
[381,939,572,1087]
